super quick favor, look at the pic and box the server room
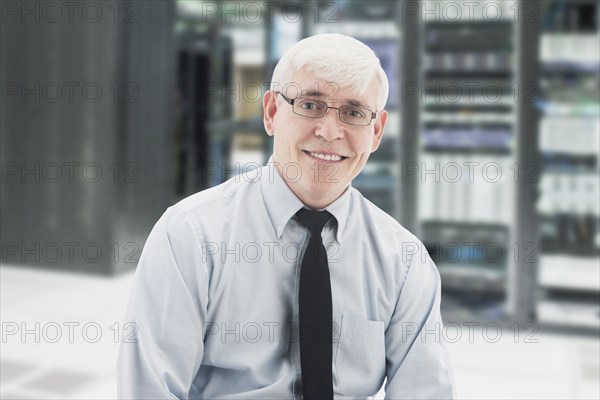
[1,0,599,398]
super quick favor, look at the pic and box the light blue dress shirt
[117,160,455,399]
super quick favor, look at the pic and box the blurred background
[1,0,599,398]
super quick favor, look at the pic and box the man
[117,33,455,399]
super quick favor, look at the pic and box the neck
[296,190,341,210]
[274,163,347,210]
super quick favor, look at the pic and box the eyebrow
[300,89,371,109]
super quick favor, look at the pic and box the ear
[263,90,278,136]
[370,110,387,152]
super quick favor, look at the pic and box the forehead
[281,70,374,109]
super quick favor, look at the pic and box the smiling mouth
[303,150,348,162]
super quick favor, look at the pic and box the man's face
[263,70,388,209]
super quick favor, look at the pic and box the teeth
[309,152,342,161]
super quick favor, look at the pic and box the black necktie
[296,208,334,400]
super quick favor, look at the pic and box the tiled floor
[1,265,598,399]
[1,266,131,399]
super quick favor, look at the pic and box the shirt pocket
[334,314,386,397]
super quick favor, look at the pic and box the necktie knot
[296,209,332,237]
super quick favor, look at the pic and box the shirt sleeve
[117,207,209,399]
[384,242,456,399]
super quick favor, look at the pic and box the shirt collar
[260,156,351,244]
[323,185,350,244]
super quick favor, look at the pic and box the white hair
[270,33,389,111]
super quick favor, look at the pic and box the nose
[314,108,344,141]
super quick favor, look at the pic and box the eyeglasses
[276,92,377,127]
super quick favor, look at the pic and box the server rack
[413,0,525,320]
[174,29,234,197]
[1,1,177,275]
[534,0,600,332]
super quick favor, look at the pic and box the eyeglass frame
[275,91,378,127]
